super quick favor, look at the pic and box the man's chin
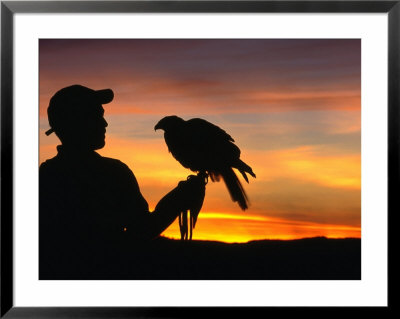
[93,139,106,150]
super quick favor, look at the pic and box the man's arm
[146,178,204,240]
[119,163,205,241]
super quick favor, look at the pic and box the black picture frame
[1,0,395,317]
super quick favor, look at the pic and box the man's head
[46,85,114,150]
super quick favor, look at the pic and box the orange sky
[39,39,361,243]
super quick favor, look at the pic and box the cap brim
[45,128,54,136]
[95,89,114,104]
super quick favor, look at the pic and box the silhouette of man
[39,85,205,278]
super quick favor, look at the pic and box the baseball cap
[45,85,114,136]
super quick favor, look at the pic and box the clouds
[162,210,361,242]
[200,110,360,153]
[91,108,360,153]
[39,39,360,116]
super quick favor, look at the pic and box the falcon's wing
[181,117,241,172]
[186,118,235,143]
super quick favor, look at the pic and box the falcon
[154,115,256,210]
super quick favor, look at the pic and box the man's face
[57,103,108,151]
[82,103,108,150]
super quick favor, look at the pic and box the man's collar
[56,145,100,159]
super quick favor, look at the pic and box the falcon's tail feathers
[221,168,249,210]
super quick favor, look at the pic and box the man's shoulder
[98,156,132,172]
[39,154,132,174]
[39,156,59,172]
[95,156,138,187]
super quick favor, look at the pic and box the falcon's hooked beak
[155,118,167,131]
[154,122,162,131]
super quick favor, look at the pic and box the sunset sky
[39,39,361,243]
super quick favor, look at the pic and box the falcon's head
[154,115,185,132]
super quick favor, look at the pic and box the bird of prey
[155,115,256,211]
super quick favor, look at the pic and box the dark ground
[41,237,361,280]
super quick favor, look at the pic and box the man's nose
[103,118,108,127]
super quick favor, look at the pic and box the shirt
[39,146,151,277]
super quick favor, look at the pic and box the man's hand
[177,174,206,233]
[178,175,206,209]
[151,174,206,240]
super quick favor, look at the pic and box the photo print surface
[39,39,361,280]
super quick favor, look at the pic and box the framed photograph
[1,0,395,317]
